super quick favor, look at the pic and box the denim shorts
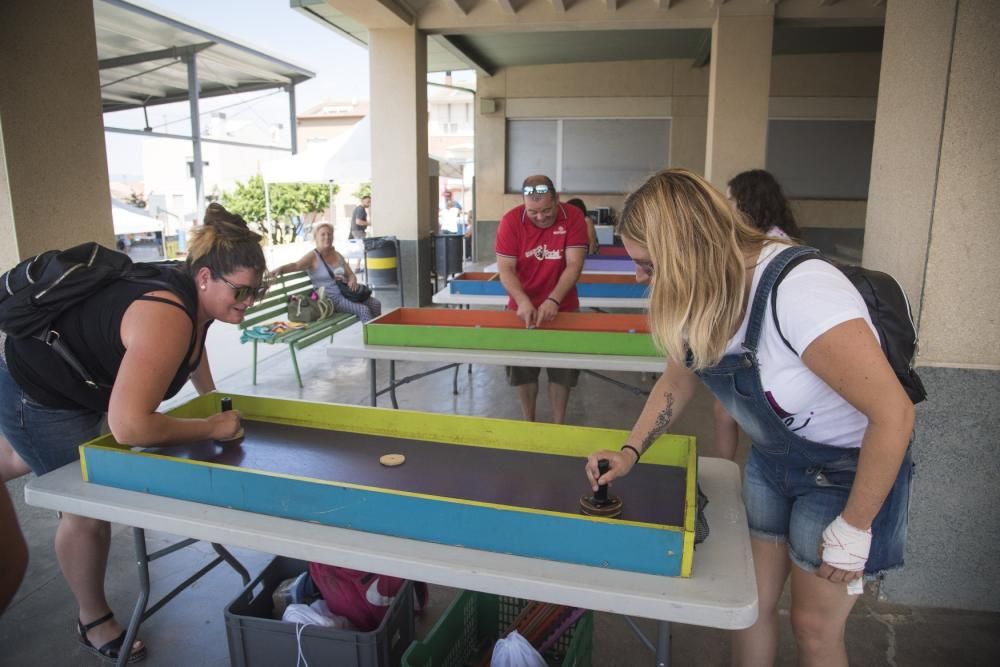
[505,365,580,388]
[743,443,913,577]
[0,349,106,476]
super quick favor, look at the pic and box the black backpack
[0,242,176,389]
[770,247,928,405]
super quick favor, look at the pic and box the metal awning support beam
[99,42,214,70]
[103,127,292,152]
[287,84,298,155]
[186,53,205,225]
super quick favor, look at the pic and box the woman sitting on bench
[273,223,382,322]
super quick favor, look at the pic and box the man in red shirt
[495,175,588,423]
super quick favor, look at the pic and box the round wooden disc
[379,453,406,467]
[216,427,244,443]
[579,493,623,519]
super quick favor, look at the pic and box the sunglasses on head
[522,184,551,196]
[218,275,269,302]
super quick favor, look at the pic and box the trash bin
[363,236,400,287]
[432,233,464,280]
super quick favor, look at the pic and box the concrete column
[0,0,113,260]
[369,27,430,305]
[0,119,17,271]
[873,0,1000,612]
[703,8,774,190]
[863,0,958,314]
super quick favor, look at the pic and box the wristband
[546,296,560,307]
[620,445,641,462]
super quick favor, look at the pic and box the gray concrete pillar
[872,0,1000,612]
[704,8,774,190]
[0,0,113,260]
[369,27,430,306]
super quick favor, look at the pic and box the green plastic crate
[402,590,592,667]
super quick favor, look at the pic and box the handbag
[315,249,372,303]
[288,291,331,323]
[337,281,373,303]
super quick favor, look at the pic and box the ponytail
[186,203,266,278]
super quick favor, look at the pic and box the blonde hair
[186,203,266,278]
[617,169,790,370]
[312,222,333,238]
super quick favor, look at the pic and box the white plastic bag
[490,630,547,667]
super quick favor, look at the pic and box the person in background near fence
[565,198,600,255]
[585,169,913,667]
[0,202,267,664]
[496,175,589,424]
[712,170,803,460]
[272,222,381,323]
[350,195,371,241]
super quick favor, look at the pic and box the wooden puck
[379,453,406,467]
[216,427,244,443]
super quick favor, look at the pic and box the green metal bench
[239,271,357,388]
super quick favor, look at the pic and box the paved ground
[2,263,999,666]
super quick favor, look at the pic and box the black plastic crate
[225,556,414,667]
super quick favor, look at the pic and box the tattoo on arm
[640,392,675,451]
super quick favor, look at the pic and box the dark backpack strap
[36,330,110,390]
[767,247,828,356]
[743,246,820,354]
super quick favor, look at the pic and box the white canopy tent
[111,199,164,235]
[259,116,464,224]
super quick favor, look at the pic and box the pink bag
[308,563,427,632]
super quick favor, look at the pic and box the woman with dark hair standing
[713,170,802,458]
[0,203,267,663]
[726,169,801,239]
[587,169,912,666]
[565,198,600,255]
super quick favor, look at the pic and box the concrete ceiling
[292,0,885,76]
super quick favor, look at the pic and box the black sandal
[77,612,147,664]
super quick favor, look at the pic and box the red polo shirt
[495,202,589,312]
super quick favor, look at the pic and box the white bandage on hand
[821,515,872,596]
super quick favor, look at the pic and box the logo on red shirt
[525,244,563,261]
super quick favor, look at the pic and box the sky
[105,0,371,180]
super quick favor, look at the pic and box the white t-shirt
[722,243,877,447]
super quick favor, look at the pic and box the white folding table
[26,458,757,667]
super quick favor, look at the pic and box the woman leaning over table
[586,169,913,666]
[0,203,267,663]
[272,222,381,322]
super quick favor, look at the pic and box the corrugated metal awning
[96,0,314,113]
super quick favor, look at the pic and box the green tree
[352,182,372,200]
[221,174,336,244]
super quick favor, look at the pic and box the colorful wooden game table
[327,310,666,408]
[483,257,637,275]
[24,395,756,666]
[432,271,649,310]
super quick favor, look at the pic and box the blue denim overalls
[694,246,912,575]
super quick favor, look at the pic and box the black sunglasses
[218,275,269,302]
[522,184,552,196]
